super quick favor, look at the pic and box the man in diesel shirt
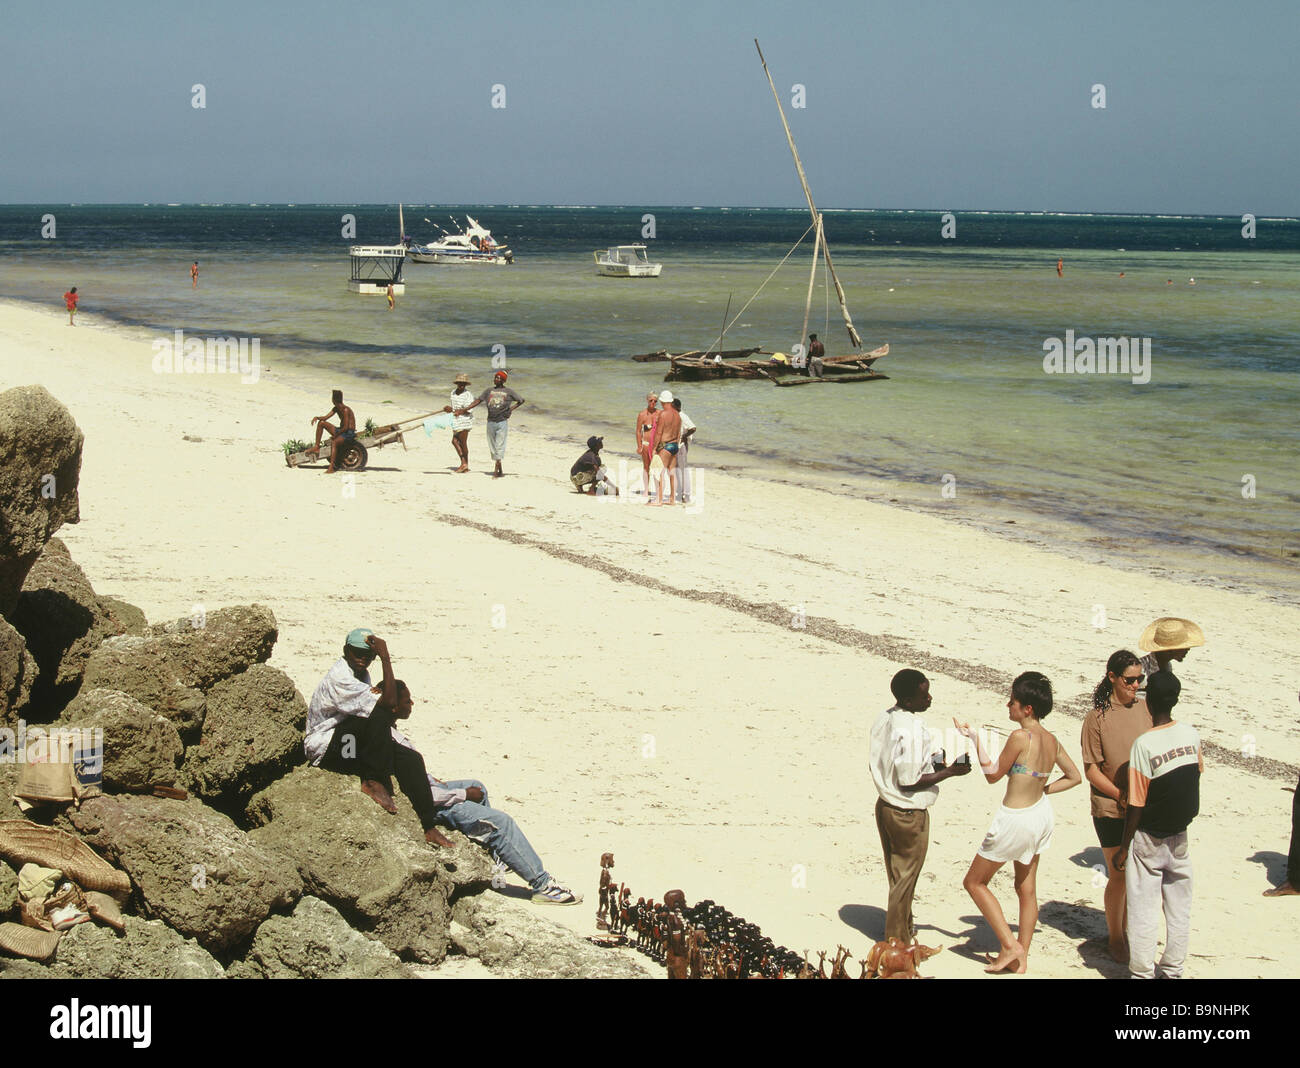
[1116,672,1202,979]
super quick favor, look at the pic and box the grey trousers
[1125,828,1193,978]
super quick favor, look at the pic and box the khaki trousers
[875,798,930,941]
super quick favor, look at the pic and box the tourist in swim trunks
[309,389,357,474]
[955,671,1081,974]
[1080,649,1151,962]
[635,392,658,496]
[648,389,681,506]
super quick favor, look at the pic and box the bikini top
[1009,730,1051,779]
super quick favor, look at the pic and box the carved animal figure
[866,938,944,979]
[830,945,851,979]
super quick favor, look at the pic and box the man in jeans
[870,669,971,941]
[1116,672,1201,978]
[392,680,582,906]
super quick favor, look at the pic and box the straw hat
[454,373,471,385]
[1138,617,1205,653]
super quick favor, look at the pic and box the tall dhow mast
[754,39,863,351]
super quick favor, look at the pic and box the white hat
[659,390,674,404]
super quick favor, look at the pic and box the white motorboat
[593,244,662,278]
[409,216,513,264]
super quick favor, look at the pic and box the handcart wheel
[340,441,369,472]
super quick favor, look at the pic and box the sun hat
[659,390,674,404]
[587,436,604,451]
[1138,617,1205,653]
[345,628,375,650]
[454,373,471,385]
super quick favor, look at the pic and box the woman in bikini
[954,671,1081,974]
[635,392,658,497]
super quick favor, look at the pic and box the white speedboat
[409,216,513,264]
[593,244,662,278]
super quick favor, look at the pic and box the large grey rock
[0,386,83,619]
[237,896,412,978]
[449,893,657,978]
[0,619,37,728]
[62,794,301,954]
[80,604,278,737]
[59,689,182,792]
[49,915,225,978]
[11,538,123,713]
[181,664,305,814]
[0,859,17,919]
[246,766,493,964]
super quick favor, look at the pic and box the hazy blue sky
[2,0,1296,213]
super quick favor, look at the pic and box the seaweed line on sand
[433,513,1295,784]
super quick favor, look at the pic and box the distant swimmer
[191,261,199,288]
[1118,272,1125,278]
[1188,277,1196,286]
[386,282,395,310]
[63,286,78,326]
[1057,258,1064,278]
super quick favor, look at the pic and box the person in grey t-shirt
[463,370,525,478]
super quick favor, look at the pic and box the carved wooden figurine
[596,853,615,930]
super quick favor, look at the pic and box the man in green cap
[304,629,454,848]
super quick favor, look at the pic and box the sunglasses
[1117,674,1144,685]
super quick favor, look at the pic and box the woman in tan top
[955,671,1081,974]
[1080,649,1152,963]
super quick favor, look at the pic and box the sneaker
[532,880,583,905]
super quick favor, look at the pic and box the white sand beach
[4,297,1297,979]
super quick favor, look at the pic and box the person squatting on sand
[1115,671,1202,979]
[954,672,1081,974]
[443,373,474,473]
[635,391,658,496]
[1080,649,1151,963]
[870,669,972,942]
[303,629,455,849]
[308,389,356,474]
[1263,689,1300,897]
[390,680,582,905]
[570,436,618,495]
[648,389,682,506]
[458,369,524,478]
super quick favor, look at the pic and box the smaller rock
[11,538,124,712]
[50,915,225,978]
[180,664,306,814]
[238,896,412,978]
[0,618,37,728]
[98,597,148,635]
[449,892,657,979]
[60,689,182,792]
[0,859,17,918]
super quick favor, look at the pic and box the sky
[1,0,1296,214]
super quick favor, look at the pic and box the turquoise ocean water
[2,205,1298,601]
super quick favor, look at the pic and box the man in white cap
[304,629,455,849]
[1138,617,1205,694]
[649,390,681,506]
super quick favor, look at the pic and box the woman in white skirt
[954,671,1081,974]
